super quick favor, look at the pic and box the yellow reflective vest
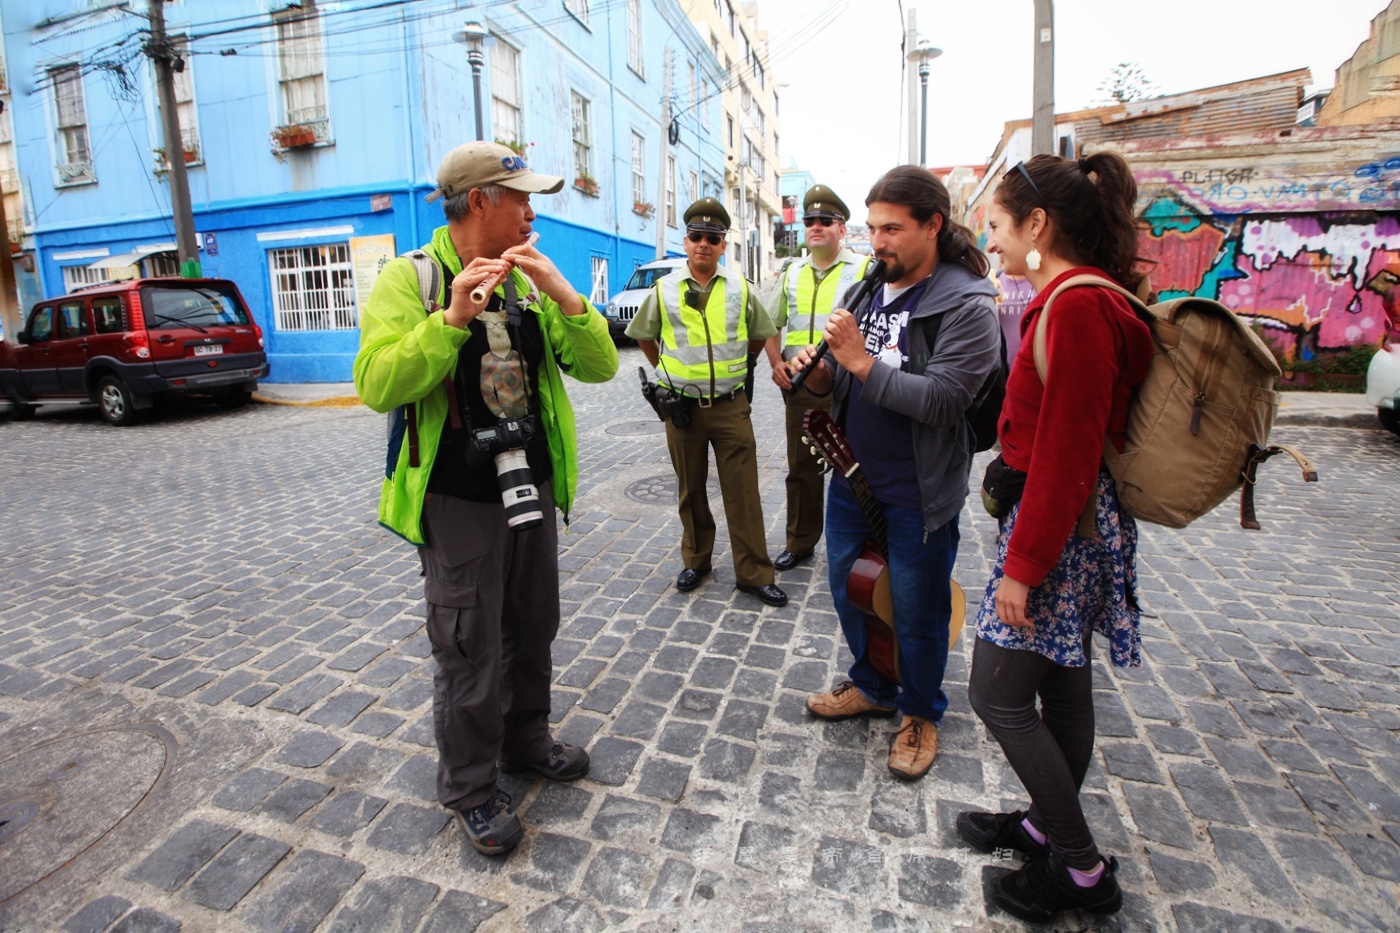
[779,251,871,358]
[655,265,751,398]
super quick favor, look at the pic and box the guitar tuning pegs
[800,434,810,445]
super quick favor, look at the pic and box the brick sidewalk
[1,347,1397,931]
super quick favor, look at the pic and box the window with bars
[571,91,591,180]
[50,65,92,184]
[590,256,608,305]
[631,131,645,205]
[564,0,590,25]
[63,264,109,291]
[666,156,676,226]
[626,0,644,76]
[491,39,522,147]
[268,244,357,331]
[274,5,329,138]
[171,37,201,162]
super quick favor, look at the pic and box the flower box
[633,201,655,219]
[574,176,600,197]
[272,125,317,149]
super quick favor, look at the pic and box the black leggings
[968,636,1101,870]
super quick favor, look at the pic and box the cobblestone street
[1,345,1398,932]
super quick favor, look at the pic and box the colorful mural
[1138,192,1400,357]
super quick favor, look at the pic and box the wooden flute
[470,232,540,304]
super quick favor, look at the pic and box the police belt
[670,386,746,408]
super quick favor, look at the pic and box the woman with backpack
[958,151,1155,923]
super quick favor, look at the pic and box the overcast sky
[757,0,1388,212]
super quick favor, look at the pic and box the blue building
[3,0,726,381]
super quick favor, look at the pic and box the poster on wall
[349,234,397,308]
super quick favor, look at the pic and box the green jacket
[354,226,619,545]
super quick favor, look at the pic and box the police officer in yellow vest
[764,185,871,571]
[626,198,788,607]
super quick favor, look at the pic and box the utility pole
[904,9,918,165]
[146,0,200,277]
[656,47,672,260]
[1031,0,1055,156]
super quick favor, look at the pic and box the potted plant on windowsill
[496,138,530,157]
[633,201,655,219]
[271,123,317,149]
[574,173,600,197]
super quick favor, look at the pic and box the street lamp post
[454,21,488,142]
[907,42,943,168]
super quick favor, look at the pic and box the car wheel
[1379,406,1400,436]
[216,388,253,409]
[97,375,140,426]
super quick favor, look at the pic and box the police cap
[803,184,850,222]
[684,197,731,234]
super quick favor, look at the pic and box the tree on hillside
[1097,62,1161,103]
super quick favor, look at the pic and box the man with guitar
[790,167,1001,780]
[764,185,871,573]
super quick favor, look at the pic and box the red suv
[0,277,269,425]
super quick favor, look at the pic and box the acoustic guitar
[802,410,965,685]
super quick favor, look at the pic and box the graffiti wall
[1137,166,1400,357]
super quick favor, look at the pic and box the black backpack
[918,312,1007,453]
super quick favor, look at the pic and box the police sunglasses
[804,216,836,228]
[687,232,723,245]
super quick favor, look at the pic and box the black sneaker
[499,742,590,781]
[992,852,1122,923]
[956,809,1049,859]
[454,789,524,855]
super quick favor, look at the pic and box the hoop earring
[1026,235,1042,272]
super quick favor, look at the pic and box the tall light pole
[146,0,200,277]
[1032,0,1055,155]
[908,42,942,168]
[454,21,488,142]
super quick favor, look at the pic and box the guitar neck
[843,466,889,558]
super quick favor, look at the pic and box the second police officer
[626,198,788,607]
[764,185,871,571]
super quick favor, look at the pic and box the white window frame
[570,91,591,181]
[490,37,522,148]
[590,256,608,305]
[50,64,93,185]
[274,5,329,142]
[666,155,677,226]
[631,131,645,206]
[171,36,200,163]
[626,0,644,76]
[63,264,111,291]
[268,243,357,331]
[564,0,590,26]
[689,170,699,205]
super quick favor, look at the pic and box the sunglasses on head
[687,232,722,245]
[804,216,837,228]
[1011,162,1050,212]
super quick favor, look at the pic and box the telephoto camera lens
[493,449,544,531]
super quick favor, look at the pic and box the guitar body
[846,545,899,684]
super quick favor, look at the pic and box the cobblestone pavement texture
[1,345,1397,932]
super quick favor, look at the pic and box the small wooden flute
[470,232,540,304]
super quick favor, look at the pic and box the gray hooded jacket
[830,260,1001,532]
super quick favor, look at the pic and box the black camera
[468,419,543,532]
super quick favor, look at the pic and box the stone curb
[251,393,364,409]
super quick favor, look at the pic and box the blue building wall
[3,0,724,381]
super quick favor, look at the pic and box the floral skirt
[976,468,1142,668]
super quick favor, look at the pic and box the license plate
[193,344,224,356]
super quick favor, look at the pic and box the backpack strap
[1240,444,1319,530]
[397,250,448,468]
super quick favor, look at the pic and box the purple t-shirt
[838,279,930,510]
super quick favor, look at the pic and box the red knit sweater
[998,267,1155,587]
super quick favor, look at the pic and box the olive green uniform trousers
[781,384,832,558]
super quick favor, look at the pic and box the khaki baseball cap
[426,141,564,202]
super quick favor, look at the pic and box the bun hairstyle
[866,166,990,279]
[995,151,1147,292]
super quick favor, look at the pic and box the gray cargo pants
[419,489,560,811]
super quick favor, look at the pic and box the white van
[602,258,687,341]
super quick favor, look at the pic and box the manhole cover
[0,726,172,903]
[624,473,720,504]
[606,420,667,437]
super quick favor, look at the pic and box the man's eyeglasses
[804,216,836,228]
[687,232,722,245]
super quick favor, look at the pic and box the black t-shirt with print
[429,294,553,503]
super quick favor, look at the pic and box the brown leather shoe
[888,714,938,780]
[806,681,897,720]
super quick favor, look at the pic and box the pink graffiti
[1137,226,1226,294]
